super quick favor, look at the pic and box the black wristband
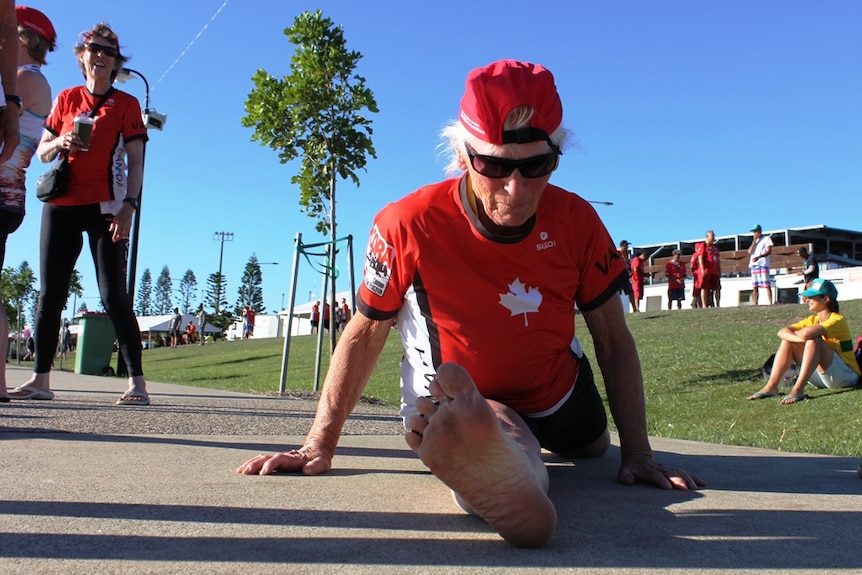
[5,95,22,110]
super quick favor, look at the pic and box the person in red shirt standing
[339,298,350,331]
[630,250,647,312]
[617,239,637,311]
[9,22,149,406]
[696,230,721,308]
[237,59,703,547]
[665,249,686,310]
[243,305,255,338]
[310,301,320,334]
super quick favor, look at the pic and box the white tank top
[0,64,48,214]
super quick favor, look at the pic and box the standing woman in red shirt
[9,23,150,406]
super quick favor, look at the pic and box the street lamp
[213,232,234,314]
[113,67,167,304]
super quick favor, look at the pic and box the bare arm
[237,312,396,476]
[582,297,651,461]
[0,0,19,163]
[778,324,825,342]
[37,126,65,162]
[583,296,704,490]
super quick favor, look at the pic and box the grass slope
[79,300,860,457]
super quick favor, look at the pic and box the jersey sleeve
[571,199,630,312]
[43,91,67,136]
[357,202,416,321]
[121,94,149,144]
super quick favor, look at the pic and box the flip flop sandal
[8,384,55,400]
[748,391,779,400]
[116,393,150,406]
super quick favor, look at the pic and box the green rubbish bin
[75,312,116,375]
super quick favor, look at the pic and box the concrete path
[1,364,860,575]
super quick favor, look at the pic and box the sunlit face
[706,231,715,244]
[805,295,828,312]
[460,140,555,230]
[80,40,119,81]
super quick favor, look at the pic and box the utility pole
[213,231,234,314]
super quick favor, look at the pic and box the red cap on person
[16,6,56,43]
[458,60,563,149]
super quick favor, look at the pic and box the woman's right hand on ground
[235,447,332,476]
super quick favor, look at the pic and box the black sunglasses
[85,42,120,58]
[464,144,559,179]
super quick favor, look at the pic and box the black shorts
[521,357,608,454]
[0,209,25,268]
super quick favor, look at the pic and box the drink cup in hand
[73,116,94,151]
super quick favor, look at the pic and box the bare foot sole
[405,363,556,547]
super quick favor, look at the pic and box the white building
[628,224,862,311]
[226,290,355,340]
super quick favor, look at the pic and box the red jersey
[358,177,629,415]
[630,256,646,287]
[695,242,720,275]
[43,86,148,210]
[665,259,686,289]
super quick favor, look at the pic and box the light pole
[213,231,234,314]
[114,67,166,303]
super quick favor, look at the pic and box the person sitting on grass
[747,278,860,405]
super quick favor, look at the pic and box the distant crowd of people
[618,225,821,312]
[310,298,351,334]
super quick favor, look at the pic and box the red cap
[458,60,563,146]
[16,6,56,43]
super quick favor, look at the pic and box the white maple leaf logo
[499,278,542,326]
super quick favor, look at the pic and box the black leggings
[35,203,143,376]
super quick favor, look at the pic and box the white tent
[137,314,221,335]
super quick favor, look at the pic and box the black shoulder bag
[36,89,114,202]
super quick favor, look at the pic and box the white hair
[436,106,570,176]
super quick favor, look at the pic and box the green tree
[136,268,153,316]
[235,254,266,316]
[178,269,198,313]
[1,261,36,334]
[154,266,173,314]
[242,9,377,345]
[205,272,232,333]
[64,268,84,321]
[205,272,228,316]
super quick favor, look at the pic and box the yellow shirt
[791,313,860,376]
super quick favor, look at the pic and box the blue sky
[8,0,861,315]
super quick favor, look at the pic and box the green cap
[799,278,838,300]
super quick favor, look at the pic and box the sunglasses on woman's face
[464,144,559,179]
[85,42,119,58]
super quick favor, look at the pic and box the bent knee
[553,428,610,459]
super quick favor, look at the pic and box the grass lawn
[69,299,861,458]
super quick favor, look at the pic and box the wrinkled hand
[236,447,332,476]
[109,206,134,242]
[58,130,87,154]
[618,454,705,490]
